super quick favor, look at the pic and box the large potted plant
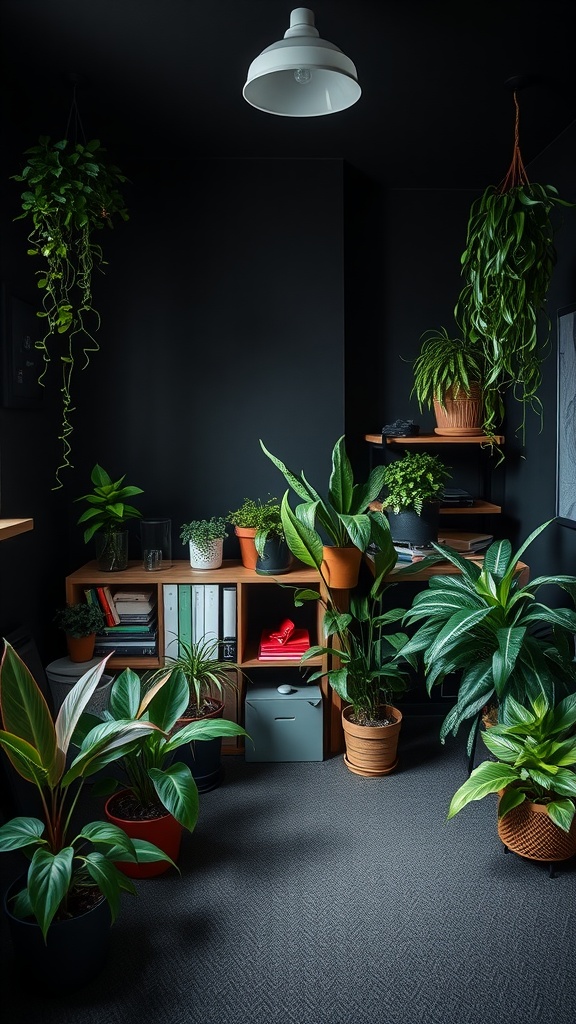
[227,496,291,574]
[53,601,105,664]
[447,692,576,863]
[76,463,143,571]
[82,664,247,875]
[260,436,389,589]
[399,519,576,754]
[278,495,412,775]
[0,642,171,991]
[180,517,227,570]
[154,634,244,792]
[11,136,128,487]
[411,326,486,437]
[381,450,451,548]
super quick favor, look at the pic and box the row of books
[394,531,493,564]
[163,583,237,662]
[87,586,159,657]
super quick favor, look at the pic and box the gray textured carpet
[1,715,575,1024]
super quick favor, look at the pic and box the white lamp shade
[243,8,361,117]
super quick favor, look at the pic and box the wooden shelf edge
[365,433,505,447]
[0,518,34,541]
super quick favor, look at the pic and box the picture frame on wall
[1,284,44,408]
[556,302,576,528]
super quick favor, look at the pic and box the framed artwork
[556,302,576,528]
[1,285,44,408]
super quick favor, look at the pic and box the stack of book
[258,619,310,661]
[394,541,446,562]
[437,531,493,554]
[93,589,158,657]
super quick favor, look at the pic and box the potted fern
[11,136,128,486]
[180,517,227,569]
[381,450,451,548]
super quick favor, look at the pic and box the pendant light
[243,7,361,117]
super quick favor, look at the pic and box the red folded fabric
[268,618,296,644]
[258,627,310,659]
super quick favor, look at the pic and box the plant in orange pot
[227,496,291,574]
[260,435,387,589]
[411,326,487,437]
[53,602,106,662]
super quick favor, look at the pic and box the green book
[178,584,192,654]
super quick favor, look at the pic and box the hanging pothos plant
[12,135,128,486]
[454,91,574,442]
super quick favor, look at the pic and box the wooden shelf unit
[0,518,33,541]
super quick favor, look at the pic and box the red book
[96,586,116,628]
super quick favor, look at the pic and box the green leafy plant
[381,451,450,515]
[454,93,574,441]
[0,642,171,942]
[447,692,576,834]
[400,519,576,752]
[411,326,485,411]
[180,517,227,558]
[76,464,143,542]
[260,436,387,553]
[54,601,105,638]
[80,665,247,823]
[157,635,241,717]
[227,497,285,557]
[11,136,129,485]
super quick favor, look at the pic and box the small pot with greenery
[381,450,451,548]
[399,519,576,754]
[80,663,247,869]
[260,435,389,589]
[447,692,576,863]
[0,642,172,988]
[279,497,413,776]
[54,601,106,662]
[76,463,143,572]
[180,517,227,570]
[227,497,291,574]
[11,135,129,487]
[411,326,486,437]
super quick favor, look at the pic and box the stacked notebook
[258,619,310,661]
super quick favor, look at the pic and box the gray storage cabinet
[244,685,323,762]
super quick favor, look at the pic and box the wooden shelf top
[365,433,505,446]
[0,518,34,541]
[67,559,320,586]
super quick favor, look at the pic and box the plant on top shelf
[11,135,129,487]
[180,517,227,569]
[447,692,576,862]
[411,326,488,439]
[260,435,389,588]
[399,519,576,754]
[0,643,171,948]
[227,496,285,555]
[453,90,574,442]
[75,463,143,572]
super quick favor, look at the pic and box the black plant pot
[176,700,225,793]
[387,503,440,548]
[256,537,292,576]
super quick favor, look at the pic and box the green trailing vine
[454,92,574,442]
[12,135,128,486]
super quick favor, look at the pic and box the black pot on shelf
[256,537,292,576]
[386,502,440,548]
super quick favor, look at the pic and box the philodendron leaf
[447,761,518,819]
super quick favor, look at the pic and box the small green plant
[54,602,105,638]
[381,451,450,515]
[156,635,241,716]
[180,517,227,558]
[411,326,485,411]
[12,136,129,486]
[0,643,171,941]
[447,692,576,834]
[76,464,143,541]
[227,497,284,557]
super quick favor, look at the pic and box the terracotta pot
[341,704,402,777]
[433,382,483,436]
[235,526,258,569]
[497,793,576,862]
[66,633,96,663]
[321,546,362,589]
[105,790,182,878]
[4,874,111,992]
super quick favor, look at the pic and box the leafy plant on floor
[11,136,129,486]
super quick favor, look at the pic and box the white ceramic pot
[188,538,223,570]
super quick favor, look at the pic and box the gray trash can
[46,657,114,718]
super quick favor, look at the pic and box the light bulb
[294,68,312,85]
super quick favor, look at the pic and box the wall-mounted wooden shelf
[0,518,34,541]
[365,433,505,447]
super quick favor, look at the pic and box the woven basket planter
[497,796,576,862]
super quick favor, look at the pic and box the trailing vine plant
[454,90,574,442]
[12,132,128,486]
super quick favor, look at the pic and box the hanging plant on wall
[454,88,574,442]
[11,133,128,486]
